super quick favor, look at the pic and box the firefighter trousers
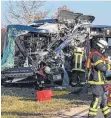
[88,85,111,118]
[71,70,86,86]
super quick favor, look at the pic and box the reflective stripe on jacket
[72,52,85,72]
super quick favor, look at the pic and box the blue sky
[1,1,111,25]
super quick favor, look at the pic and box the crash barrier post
[36,89,53,101]
[106,85,111,107]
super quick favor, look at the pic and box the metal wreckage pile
[1,10,111,89]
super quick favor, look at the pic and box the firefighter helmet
[96,39,108,53]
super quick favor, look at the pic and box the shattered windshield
[1,25,28,70]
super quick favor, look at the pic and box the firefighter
[86,39,111,118]
[71,47,86,92]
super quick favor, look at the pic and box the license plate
[53,74,61,81]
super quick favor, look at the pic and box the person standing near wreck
[86,38,111,118]
[70,46,87,93]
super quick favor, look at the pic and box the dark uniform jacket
[86,50,111,85]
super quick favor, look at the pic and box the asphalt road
[72,108,107,118]
[96,110,104,118]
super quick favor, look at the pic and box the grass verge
[1,87,89,118]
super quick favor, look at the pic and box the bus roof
[91,25,111,29]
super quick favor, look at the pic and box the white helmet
[96,39,108,53]
[44,66,51,74]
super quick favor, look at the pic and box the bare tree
[5,1,50,24]
[52,5,70,19]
